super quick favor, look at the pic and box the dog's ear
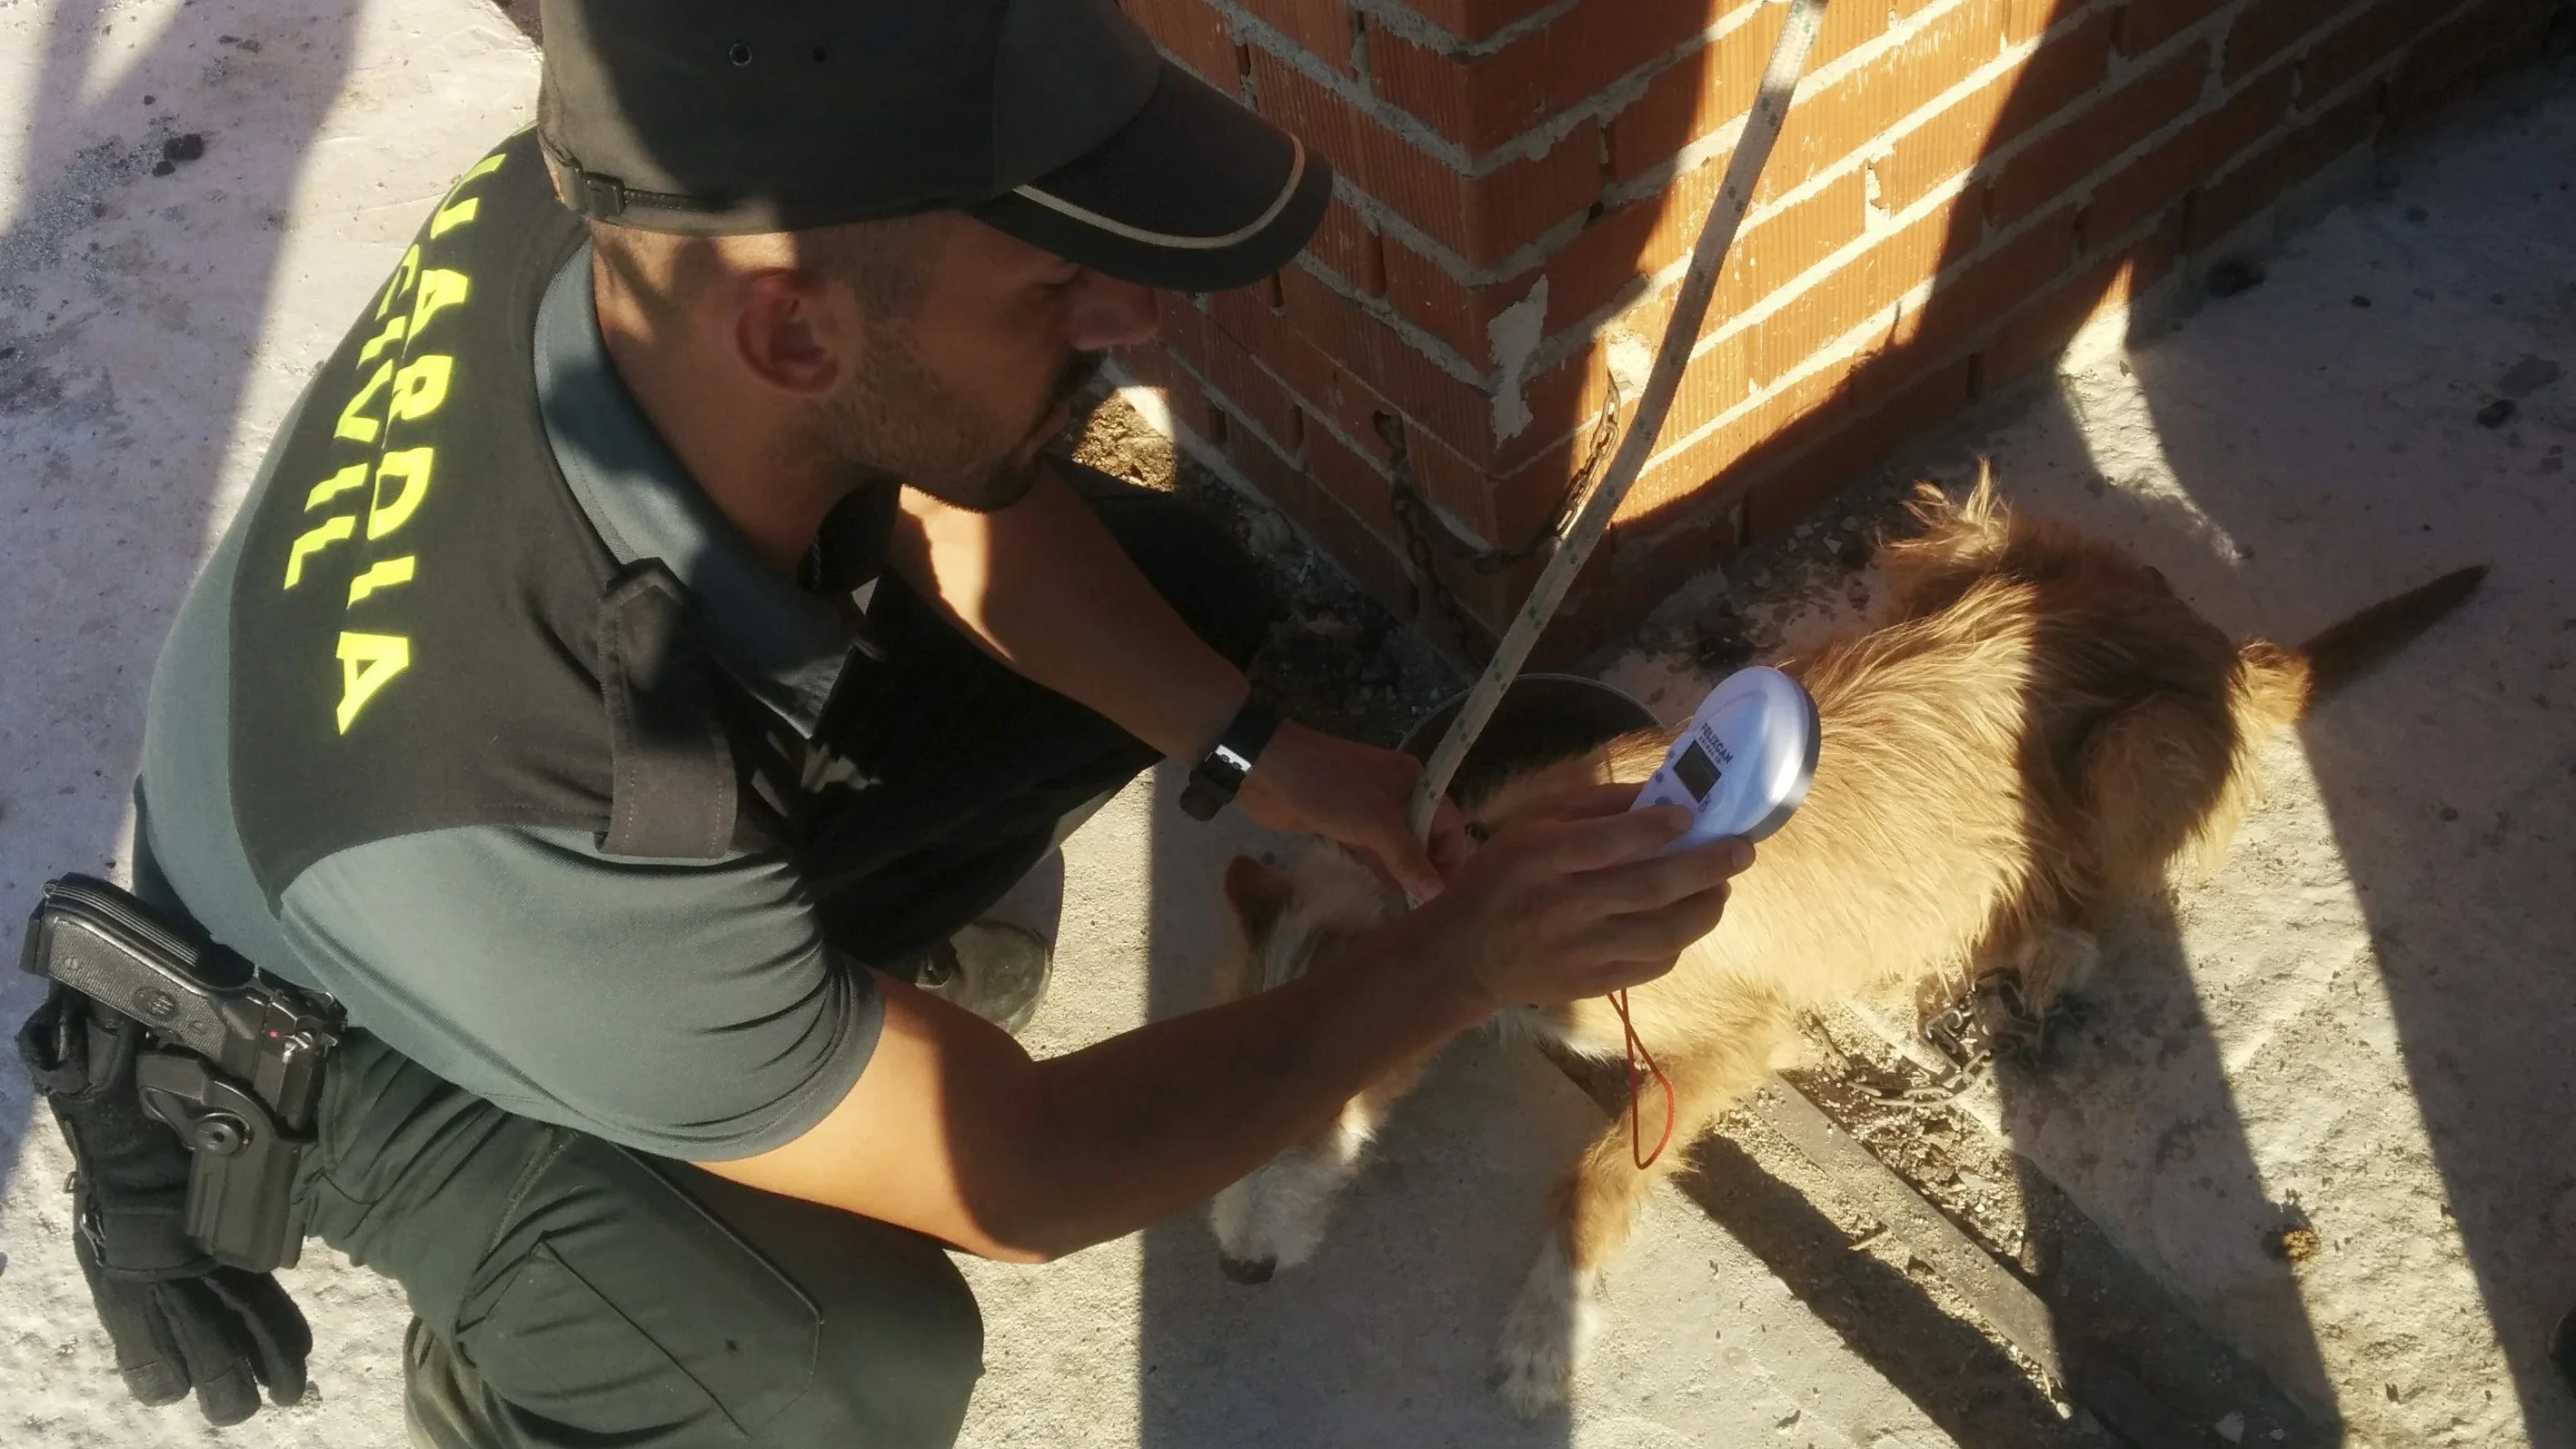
[1223,855,1295,944]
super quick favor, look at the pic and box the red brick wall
[1112,0,2563,660]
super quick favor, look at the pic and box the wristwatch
[1178,700,1282,821]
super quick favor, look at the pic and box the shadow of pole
[1130,790,1588,1448]
[2093,92,2576,1434]
[0,0,363,1196]
[1997,892,2346,1444]
[1562,0,2370,1435]
[1662,1093,2100,1448]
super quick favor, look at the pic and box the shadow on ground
[2122,103,2576,1437]
[1974,88,2576,1437]
[1108,45,2576,1449]
[0,0,361,1199]
[1122,787,1965,1448]
[1818,79,2574,1438]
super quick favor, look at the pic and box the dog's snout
[1219,1254,1277,1285]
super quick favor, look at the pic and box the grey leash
[1406,0,1831,841]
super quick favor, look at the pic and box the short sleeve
[277,824,880,1159]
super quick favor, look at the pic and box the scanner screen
[1673,740,1721,800]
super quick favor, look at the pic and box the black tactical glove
[16,984,312,1426]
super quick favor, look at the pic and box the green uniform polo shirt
[138,134,883,1160]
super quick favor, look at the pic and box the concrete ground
[1603,62,2576,1448]
[3,1,2569,1447]
[2,3,550,1445]
[952,787,1955,1449]
[1963,96,2576,1444]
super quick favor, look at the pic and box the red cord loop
[1607,988,1676,1170]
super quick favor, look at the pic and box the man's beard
[805,340,1102,513]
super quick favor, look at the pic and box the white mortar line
[1283,249,1498,388]
[1288,0,2105,405]
[1614,0,2093,205]
[1514,0,2434,471]
[1203,0,1588,174]
[1268,0,2135,452]
[1201,0,2463,497]
[1193,336,1407,495]
[1281,0,2041,290]
[1632,65,2419,495]
[1524,0,2131,386]
[1208,0,1807,209]
[1193,367,1309,464]
[1154,317,1535,548]
[1342,0,1588,60]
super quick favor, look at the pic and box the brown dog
[1207,469,2485,1414]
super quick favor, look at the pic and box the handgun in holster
[18,874,340,1275]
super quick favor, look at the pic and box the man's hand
[1405,783,1754,1010]
[17,988,313,1426]
[700,787,1753,1263]
[1235,721,1469,900]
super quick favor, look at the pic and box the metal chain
[1380,371,1623,659]
[1382,418,1496,660]
[1387,371,1625,576]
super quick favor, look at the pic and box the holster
[18,874,338,1274]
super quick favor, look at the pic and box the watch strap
[1178,701,1281,821]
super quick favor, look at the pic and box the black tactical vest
[227,132,775,903]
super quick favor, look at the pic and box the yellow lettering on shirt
[429,196,480,237]
[334,362,394,443]
[357,314,409,365]
[345,557,415,605]
[283,516,356,589]
[449,153,506,191]
[387,356,452,423]
[376,245,421,321]
[368,449,435,540]
[334,632,411,733]
[304,149,504,736]
[428,154,508,239]
[408,270,471,341]
[305,463,369,511]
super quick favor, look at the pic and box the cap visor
[972,62,1332,293]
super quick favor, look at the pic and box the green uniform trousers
[298,1029,984,1447]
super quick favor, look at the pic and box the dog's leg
[1208,1045,1441,1282]
[1972,923,2101,1061]
[1495,1017,1785,1414]
[2081,690,2242,894]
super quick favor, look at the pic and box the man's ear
[1223,855,1294,946]
[732,270,843,399]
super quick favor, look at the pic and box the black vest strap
[597,563,737,860]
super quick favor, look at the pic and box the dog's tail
[2234,565,2491,729]
[2186,565,2489,875]
[2294,565,2490,698]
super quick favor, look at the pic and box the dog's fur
[1206,470,2485,1413]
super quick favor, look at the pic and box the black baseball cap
[535,0,1332,293]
